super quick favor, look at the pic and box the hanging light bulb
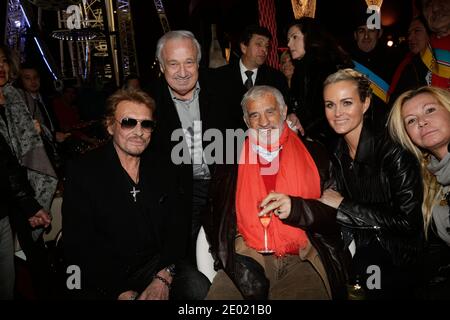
[365,0,383,8]
[291,0,316,19]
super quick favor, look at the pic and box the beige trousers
[206,236,331,300]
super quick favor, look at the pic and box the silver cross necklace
[130,186,140,202]
[123,169,141,203]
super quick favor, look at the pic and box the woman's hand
[258,191,292,219]
[319,189,344,209]
[287,113,305,136]
[33,119,42,134]
[28,209,51,228]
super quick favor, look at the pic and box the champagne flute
[257,201,274,254]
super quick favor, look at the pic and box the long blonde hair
[388,86,450,237]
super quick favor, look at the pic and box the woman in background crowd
[280,50,295,89]
[287,17,352,144]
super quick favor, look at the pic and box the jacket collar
[335,120,376,166]
[158,74,208,130]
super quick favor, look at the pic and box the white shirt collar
[30,92,41,100]
[239,59,258,85]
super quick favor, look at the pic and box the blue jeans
[0,216,15,300]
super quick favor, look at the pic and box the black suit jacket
[18,89,60,133]
[148,69,217,215]
[149,70,216,162]
[211,62,291,131]
[62,141,188,299]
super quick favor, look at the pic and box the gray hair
[155,30,202,64]
[241,85,286,119]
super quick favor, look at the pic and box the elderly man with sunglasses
[62,88,209,300]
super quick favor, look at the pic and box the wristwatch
[165,264,176,277]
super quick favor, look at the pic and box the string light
[51,28,104,41]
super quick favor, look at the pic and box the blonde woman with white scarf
[389,86,450,299]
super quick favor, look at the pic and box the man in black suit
[63,88,209,300]
[17,64,69,172]
[212,25,301,132]
[150,30,217,267]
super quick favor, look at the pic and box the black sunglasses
[116,118,156,131]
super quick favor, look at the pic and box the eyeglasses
[116,117,156,131]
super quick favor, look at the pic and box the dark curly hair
[287,17,352,68]
[240,25,272,46]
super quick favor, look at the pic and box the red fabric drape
[258,0,279,68]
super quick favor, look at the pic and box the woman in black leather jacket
[319,69,424,299]
[389,86,450,299]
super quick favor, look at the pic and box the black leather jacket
[0,133,42,220]
[332,122,424,267]
[204,137,350,300]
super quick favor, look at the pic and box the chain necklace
[123,168,141,203]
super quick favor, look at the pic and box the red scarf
[236,123,321,256]
[388,52,414,99]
